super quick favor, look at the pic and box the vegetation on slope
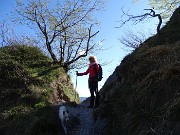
[99,6,180,135]
[0,45,79,135]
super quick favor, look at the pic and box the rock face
[49,69,80,104]
[98,7,180,135]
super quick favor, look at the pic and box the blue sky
[73,0,158,97]
[0,0,158,97]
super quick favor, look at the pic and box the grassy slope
[0,45,79,135]
[99,7,180,135]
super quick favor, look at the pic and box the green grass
[0,45,79,135]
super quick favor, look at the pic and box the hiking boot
[88,96,94,108]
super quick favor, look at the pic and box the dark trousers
[88,81,99,106]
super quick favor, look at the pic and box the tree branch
[118,8,162,34]
[34,8,58,63]
[64,25,99,68]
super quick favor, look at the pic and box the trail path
[67,101,107,135]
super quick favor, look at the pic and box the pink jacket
[77,62,99,81]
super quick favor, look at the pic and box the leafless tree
[0,21,10,46]
[119,30,147,49]
[15,0,105,72]
[0,20,39,47]
[117,8,162,34]
[148,0,180,20]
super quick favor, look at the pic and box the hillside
[0,45,79,135]
[97,6,180,135]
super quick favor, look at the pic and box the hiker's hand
[76,71,78,76]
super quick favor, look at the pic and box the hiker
[76,56,100,108]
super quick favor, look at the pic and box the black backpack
[94,64,103,81]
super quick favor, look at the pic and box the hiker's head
[89,56,96,63]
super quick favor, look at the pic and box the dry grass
[96,8,180,133]
[99,41,180,135]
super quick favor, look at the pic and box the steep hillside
[0,45,79,135]
[98,7,180,135]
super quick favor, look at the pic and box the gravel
[65,101,108,135]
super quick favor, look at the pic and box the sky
[72,0,158,97]
[0,0,158,97]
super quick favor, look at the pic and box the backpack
[94,64,103,81]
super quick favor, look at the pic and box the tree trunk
[46,42,58,63]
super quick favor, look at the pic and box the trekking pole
[74,71,78,102]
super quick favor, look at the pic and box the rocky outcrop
[49,75,73,104]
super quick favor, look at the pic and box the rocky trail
[63,100,108,135]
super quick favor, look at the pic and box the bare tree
[0,21,11,46]
[149,0,180,20]
[0,20,39,47]
[133,0,180,20]
[119,30,147,49]
[15,0,105,72]
[117,8,162,34]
